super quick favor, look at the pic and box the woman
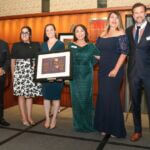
[94,11,128,138]
[11,26,42,126]
[41,24,64,129]
[68,24,100,132]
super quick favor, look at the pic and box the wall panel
[0,9,133,108]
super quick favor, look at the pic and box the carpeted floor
[0,105,150,150]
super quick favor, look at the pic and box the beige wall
[107,0,150,8]
[0,0,149,17]
[0,0,41,16]
[0,0,97,16]
[50,0,97,12]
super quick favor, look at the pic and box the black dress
[94,35,128,138]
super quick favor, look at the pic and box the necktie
[134,26,140,45]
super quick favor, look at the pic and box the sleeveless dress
[94,35,128,138]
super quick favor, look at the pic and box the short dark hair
[20,26,32,42]
[132,3,147,13]
[73,24,89,42]
[43,24,57,42]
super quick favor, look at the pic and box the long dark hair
[43,24,57,42]
[106,11,124,33]
[73,24,89,42]
[20,26,32,42]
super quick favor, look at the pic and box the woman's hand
[94,56,100,60]
[108,68,118,78]
[57,79,63,82]
[47,77,56,82]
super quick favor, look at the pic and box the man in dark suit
[126,3,150,142]
[0,39,10,126]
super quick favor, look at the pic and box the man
[0,39,10,126]
[126,3,150,142]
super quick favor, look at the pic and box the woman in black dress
[94,11,128,138]
[11,26,42,126]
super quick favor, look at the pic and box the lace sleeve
[91,43,100,65]
[117,35,129,55]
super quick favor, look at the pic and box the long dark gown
[94,35,128,138]
[68,42,100,132]
[41,40,65,100]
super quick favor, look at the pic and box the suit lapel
[129,26,135,46]
[138,22,150,45]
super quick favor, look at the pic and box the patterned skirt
[13,59,42,97]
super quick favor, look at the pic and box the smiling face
[108,13,120,29]
[45,25,56,39]
[21,28,30,42]
[133,6,146,24]
[75,26,86,41]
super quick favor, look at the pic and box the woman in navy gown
[41,24,64,129]
[94,11,128,138]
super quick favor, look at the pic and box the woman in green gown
[68,24,100,132]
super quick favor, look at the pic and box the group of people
[0,2,150,142]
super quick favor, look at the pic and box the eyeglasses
[21,32,30,35]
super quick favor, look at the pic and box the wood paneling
[0,8,135,108]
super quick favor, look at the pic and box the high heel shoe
[101,132,106,136]
[49,124,56,129]
[49,120,56,129]
[44,120,50,129]
[22,121,30,127]
[111,135,116,138]
[29,120,35,126]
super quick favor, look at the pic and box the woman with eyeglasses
[11,26,42,126]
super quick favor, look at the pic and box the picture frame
[35,50,72,82]
[58,33,74,49]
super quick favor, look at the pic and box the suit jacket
[0,40,10,73]
[126,22,150,78]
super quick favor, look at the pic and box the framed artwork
[35,50,72,82]
[58,33,74,49]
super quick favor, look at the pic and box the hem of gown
[42,95,61,100]
[74,127,96,133]
[43,98,60,101]
[94,128,126,138]
[74,129,96,133]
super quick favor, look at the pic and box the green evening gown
[68,42,100,132]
